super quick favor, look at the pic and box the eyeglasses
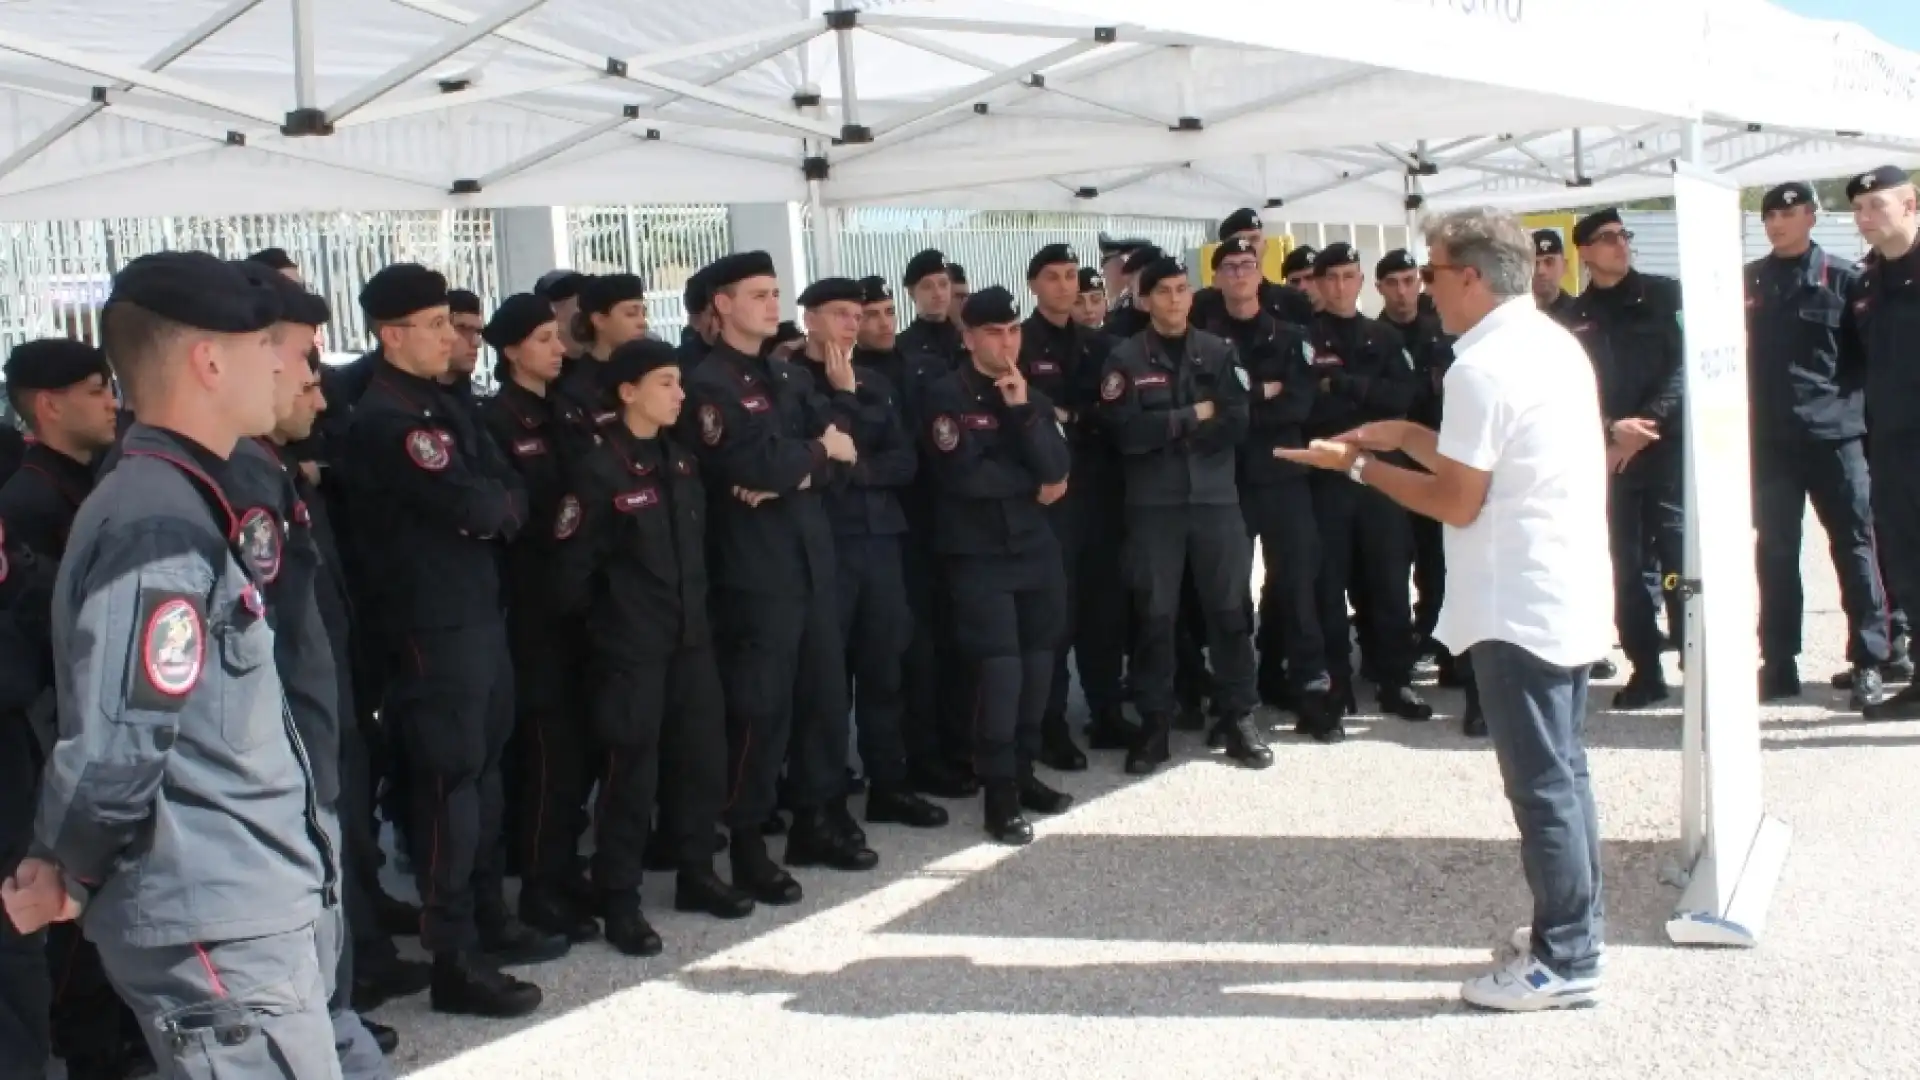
[1419,263,1471,286]
[1216,260,1262,276]
[1586,229,1634,247]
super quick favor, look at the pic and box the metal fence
[0,211,500,356]
[565,205,732,340]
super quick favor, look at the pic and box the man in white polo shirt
[1280,207,1614,1012]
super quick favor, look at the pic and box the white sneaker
[1461,954,1601,1013]
[1507,926,1609,972]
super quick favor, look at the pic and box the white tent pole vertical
[1405,140,1427,261]
[1676,117,1707,871]
[833,0,861,138]
[291,0,317,110]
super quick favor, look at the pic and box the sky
[1773,0,1920,48]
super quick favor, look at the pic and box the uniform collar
[22,441,96,497]
[497,378,554,427]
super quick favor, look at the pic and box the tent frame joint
[824,8,857,31]
[280,108,333,137]
[803,155,830,181]
[451,178,481,194]
[1173,116,1203,131]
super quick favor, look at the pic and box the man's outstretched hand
[1275,439,1361,473]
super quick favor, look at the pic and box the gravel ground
[378,519,1920,1080]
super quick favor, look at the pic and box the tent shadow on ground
[676,833,1673,1024]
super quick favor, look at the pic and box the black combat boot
[1124,713,1173,775]
[1613,668,1671,710]
[866,785,950,828]
[1018,772,1074,815]
[602,892,663,958]
[477,913,570,967]
[1216,713,1274,768]
[674,864,756,919]
[1084,704,1139,750]
[518,878,600,943]
[785,807,880,871]
[826,795,868,848]
[1758,660,1801,702]
[1039,712,1089,771]
[429,952,542,1018]
[1379,685,1434,721]
[729,831,803,906]
[984,780,1032,846]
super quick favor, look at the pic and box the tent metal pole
[833,0,861,135]
[0,0,262,184]
[1715,137,1813,173]
[291,0,317,109]
[863,40,1104,140]
[1405,139,1427,261]
[0,29,281,125]
[324,0,545,122]
[1571,128,1587,185]
[475,113,634,189]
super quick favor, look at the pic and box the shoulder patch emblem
[237,507,283,583]
[931,414,960,453]
[554,495,582,540]
[698,403,724,446]
[405,428,450,471]
[1100,370,1127,402]
[140,596,205,700]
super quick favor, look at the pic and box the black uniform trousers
[590,649,728,891]
[1045,472,1129,722]
[385,619,515,954]
[1871,432,1920,651]
[901,538,972,771]
[1412,514,1447,643]
[0,714,48,1078]
[835,534,914,790]
[1124,504,1258,718]
[1243,481,1329,690]
[1754,435,1893,667]
[508,616,594,884]
[948,542,1066,781]
[1310,472,1416,687]
[1606,462,1686,674]
[715,586,850,831]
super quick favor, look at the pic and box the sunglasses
[1419,264,1470,286]
[1586,229,1634,247]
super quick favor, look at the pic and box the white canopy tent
[0,0,1708,224]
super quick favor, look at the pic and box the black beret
[359,262,449,323]
[535,269,588,302]
[1531,229,1565,257]
[4,338,110,391]
[482,293,555,349]
[446,289,482,317]
[960,285,1019,326]
[1375,248,1418,278]
[1572,208,1624,247]
[1218,207,1262,241]
[576,273,645,316]
[1845,165,1910,202]
[683,266,713,316]
[246,247,296,271]
[707,251,779,291]
[1280,245,1319,278]
[1027,243,1080,279]
[946,263,967,286]
[598,337,682,394]
[236,260,331,327]
[858,275,894,304]
[111,251,282,333]
[1210,236,1262,272]
[1761,182,1816,213]
[769,321,804,348]
[1097,234,1151,259]
[1137,258,1188,296]
[1078,267,1106,294]
[797,277,865,308]
[1121,245,1165,276]
[902,249,949,288]
[1312,243,1360,275]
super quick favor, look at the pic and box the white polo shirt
[1432,295,1615,669]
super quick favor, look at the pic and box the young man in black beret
[1074,267,1108,330]
[897,249,962,370]
[1104,245,1164,341]
[535,269,590,359]
[0,338,140,1080]
[3,251,340,1079]
[682,251,878,902]
[945,263,971,326]
[550,338,757,957]
[248,246,302,284]
[1303,242,1433,731]
[445,289,485,398]
[794,277,949,832]
[1847,164,1920,719]
[1098,257,1271,772]
[1562,208,1686,709]
[918,286,1075,843]
[1022,243,1132,761]
[679,265,718,369]
[1531,230,1578,320]
[1745,180,1895,709]
[339,262,562,1019]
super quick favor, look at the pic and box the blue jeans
[1469,639,1605,979]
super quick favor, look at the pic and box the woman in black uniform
[478,294,602,945]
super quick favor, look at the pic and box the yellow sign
[1196,236,1296,287]
[1521,212,1582,295]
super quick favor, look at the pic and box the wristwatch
[1347,452,1372,485]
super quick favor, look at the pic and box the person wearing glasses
[1561,209,1685,710]
[1191,209,1317,333]
[444,290,485,398]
